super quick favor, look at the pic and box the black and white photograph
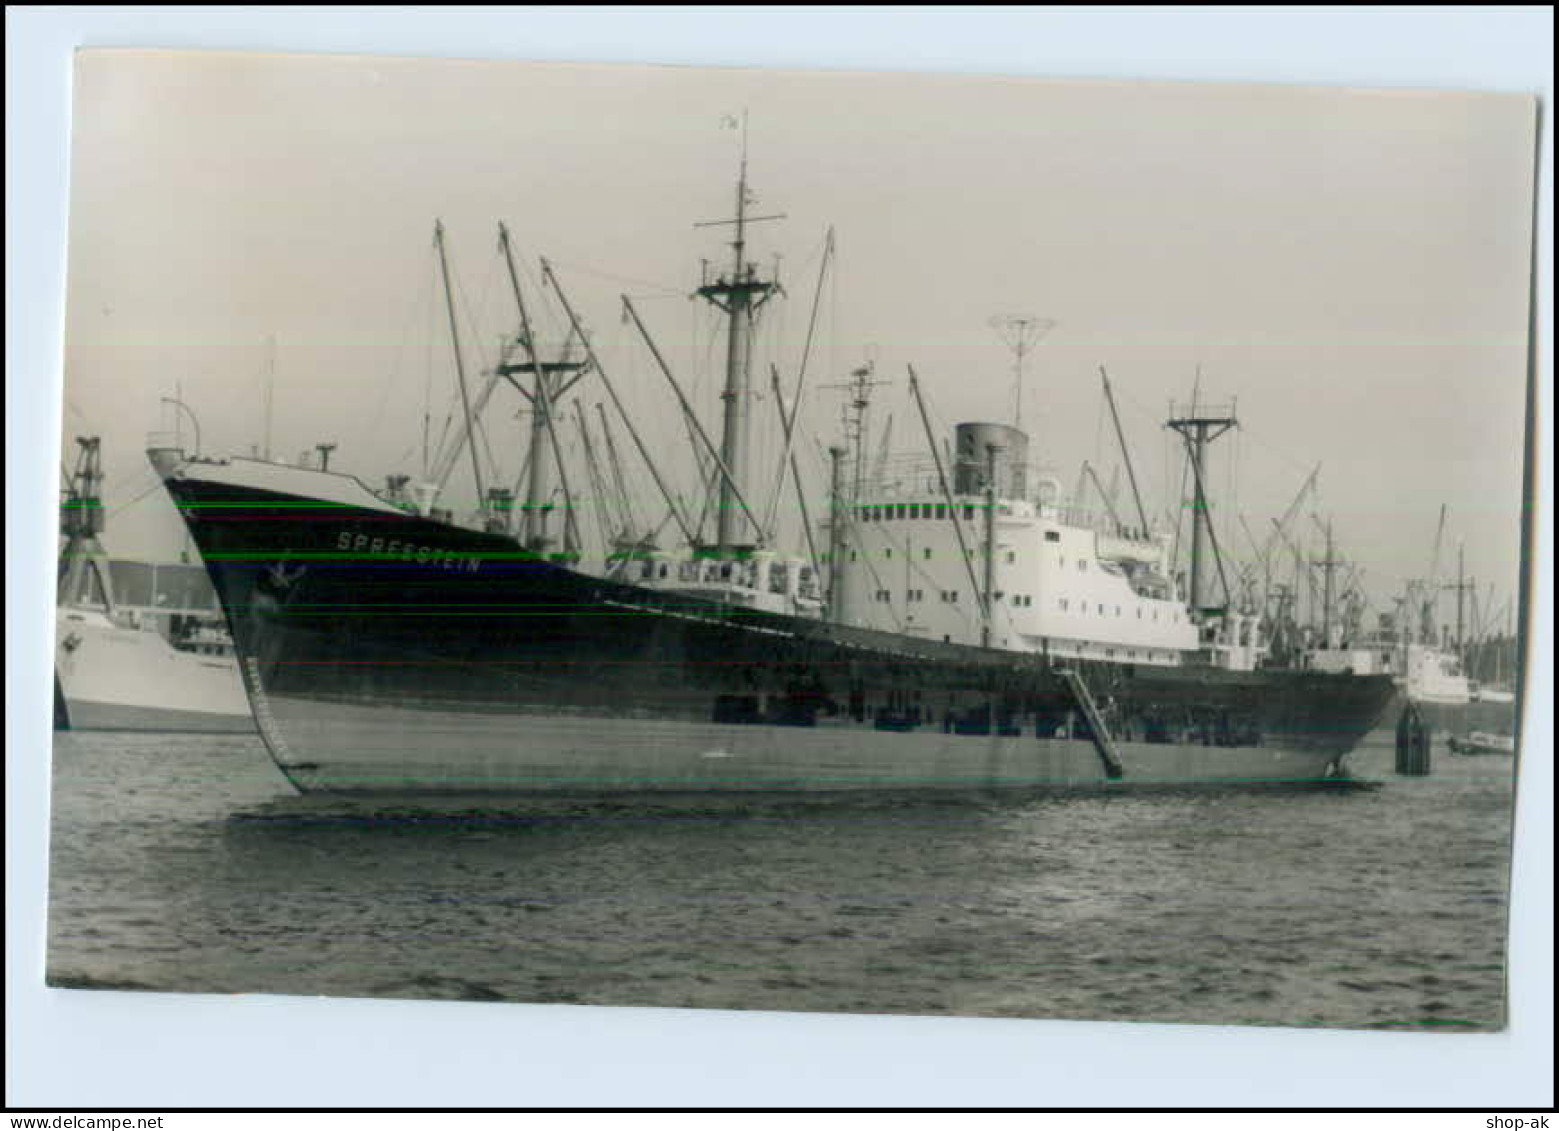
[13,11,1552,1109]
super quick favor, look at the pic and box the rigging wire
[363,243,437,473]
[450,244,504,494]
[106,475,169,519]
[423,247,438,479]
[540,256,685,299]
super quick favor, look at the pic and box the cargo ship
[147,147,1394,794]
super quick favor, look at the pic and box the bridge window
[895,504,906,520]
[935,503,946,519]
[1006,551,1016,564]
[884,548,893,559]
[1045,530,1060,543]
[923,547,932,560]
[964,505,975,521]
[910,503,921,520]
[849,550,858,562]
[1098,604,1105,615]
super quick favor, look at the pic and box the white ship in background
[55,437,254,734]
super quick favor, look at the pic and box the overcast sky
[62,50,1537,625]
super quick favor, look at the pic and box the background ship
[1393,514,1520,743]
[147,143,1395,794]
[56,437,253,733]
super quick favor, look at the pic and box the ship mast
[1313,515,1343,647]
[433,220,487,525]
[1166,400,1237,615]
[823,361,886,505]
[1099,367,1151,536]
[263,334,276,461]
[497,223,591,552]
[1445,541,1472,662]
[982,442,1001,648]
[694,113,783,555]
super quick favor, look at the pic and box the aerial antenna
[988,315,1055,433]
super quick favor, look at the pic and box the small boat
[1448,731,1516,756]
[1471,684,1516,705]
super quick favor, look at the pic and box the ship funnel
[953,422,1029,498]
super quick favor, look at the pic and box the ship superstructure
[829,425,1200,665]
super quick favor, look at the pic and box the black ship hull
[160,465,1397,795]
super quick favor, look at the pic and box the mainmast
[695,114,784,554]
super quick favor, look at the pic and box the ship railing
[854,454,1062,503]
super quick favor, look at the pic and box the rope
[106,475,167,518]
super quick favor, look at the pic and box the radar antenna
[988,315,1056,432]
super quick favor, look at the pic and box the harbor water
[46,729,1515,1030]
